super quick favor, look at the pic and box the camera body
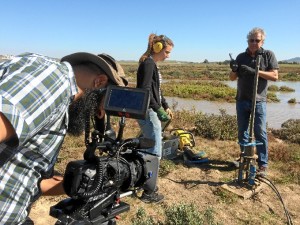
[50,86,157,225]
[51,146,158,225]
[63,152,146,199]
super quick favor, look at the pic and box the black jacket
[136,57,169,111]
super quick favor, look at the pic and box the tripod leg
[238,155,245,184]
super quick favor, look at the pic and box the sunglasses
[249,39,262,43]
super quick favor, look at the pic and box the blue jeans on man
[236,100,268,168]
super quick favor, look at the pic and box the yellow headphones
[153,41,164,53]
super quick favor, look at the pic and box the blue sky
[1,0,299,62]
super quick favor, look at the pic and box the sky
[1,0,299,62]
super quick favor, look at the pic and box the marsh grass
[121,62,299,103]
[271,119,300,144]
[268,84,279,92]
[288,98,297,103]
[279,72,300,81]
[162,81,236,102]
[121,62,300,82]
[194,109,237,140]
[279,85,295,92]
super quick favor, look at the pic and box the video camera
[50,86,158,225]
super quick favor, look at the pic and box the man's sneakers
[256,166,267,177]
[140,190,164,204]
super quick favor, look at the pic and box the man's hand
[239,65,255,76]
[157,107,170,122]
[0,112,17,143]
[230,60,239,72]
[40,175,65,196]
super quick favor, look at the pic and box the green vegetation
[131,208,156,225]
[164,203,204,225]
[279,72,300,81]
[194,109,237,140]
[121,62,300,103]
[131,204,222,225]
[268,140,300,184]
[267,92,280,102]
[121,62,300,82]
[279,85,295,92]
[164,203,221,225]
[288,98,297,104]
[268,85,295,93]
[268,84,279,92]
[213,188,239,204]
[272,119,300,144]
[162,81,236,102]
[159,159,177,177]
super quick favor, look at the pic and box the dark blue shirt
[236,48,279,101]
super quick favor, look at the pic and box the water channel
[166,81,300,129]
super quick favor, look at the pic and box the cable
[257,176,294,225]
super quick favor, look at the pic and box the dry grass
[30,109,300,225]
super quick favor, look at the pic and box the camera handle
[116,116,125,142]
[84,115,128,162]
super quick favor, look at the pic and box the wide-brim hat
[61,52,127,86]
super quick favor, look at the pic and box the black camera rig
[50,86,158,225]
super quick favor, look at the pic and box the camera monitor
[104,85,150,119]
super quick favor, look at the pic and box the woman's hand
[166,108,174,119]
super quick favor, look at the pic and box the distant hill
[282,57,300,63]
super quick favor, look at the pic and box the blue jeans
[236,100,268,168]
[138,109,162,193]
[138,108,162,158]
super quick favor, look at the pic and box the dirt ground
[29,120,300,225]
[30,137,300,225]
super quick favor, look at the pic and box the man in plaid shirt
[0,52,127,224]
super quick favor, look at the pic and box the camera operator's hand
[230,60,239,72]
[40,175,65,196]
[239,65,256,76]
[157,107,171,122]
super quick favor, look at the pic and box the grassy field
[121,62,300,103]
[120,61,300,83]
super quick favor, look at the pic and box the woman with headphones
[136,33,174,203]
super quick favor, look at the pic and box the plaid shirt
[0,53,77,224]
